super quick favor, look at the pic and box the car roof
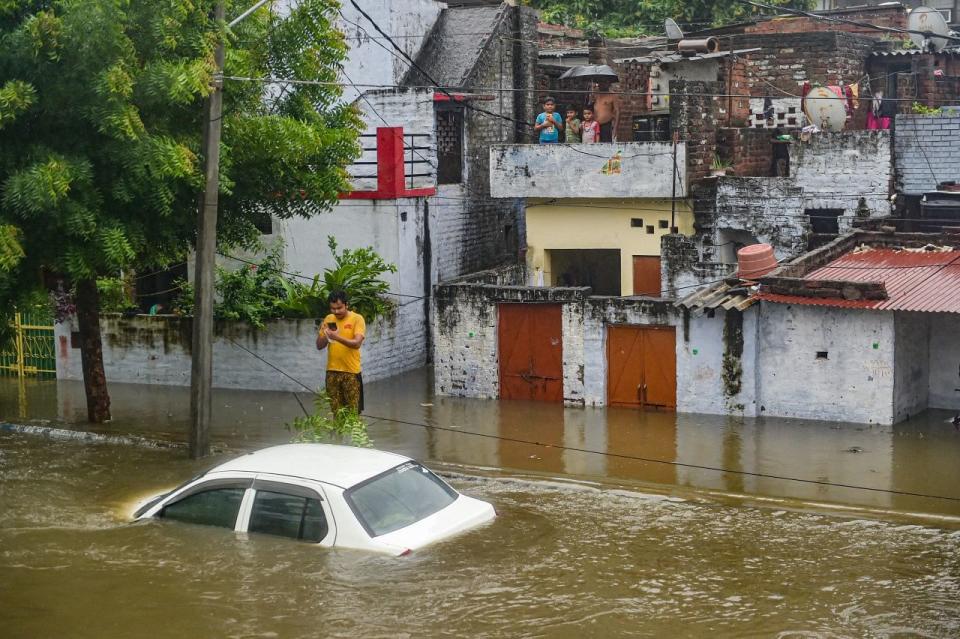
[207,444,411,489]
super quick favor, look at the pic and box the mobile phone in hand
[327,321,337,330]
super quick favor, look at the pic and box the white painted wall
[756,304,896,424]
[928,313,960,410]
[489,142,687,199]
[54,308,428,392]
[893,311,930,422]
[676,307,760,417]
[337,0,443,103]
[348,88,438,192]
[432,285,501,399]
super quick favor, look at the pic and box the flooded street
[2,434,959,638]
[2,370,960,637]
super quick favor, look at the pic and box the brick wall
[743,6,907,37]
[671,79,725,182]
[616,61,651,142]
[895,114,960,195]
[717,128,774,177]
[729,32,874,128]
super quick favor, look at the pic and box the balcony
[489,142,686,199]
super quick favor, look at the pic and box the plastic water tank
[737,244,777,280]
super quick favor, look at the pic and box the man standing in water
[316,291,366,414]
[590,79,620,142]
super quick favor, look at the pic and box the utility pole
[190,1,225,459]
[190,0,273,459]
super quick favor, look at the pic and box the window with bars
[436,108,463,185]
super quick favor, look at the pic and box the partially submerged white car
[133,444,495,555]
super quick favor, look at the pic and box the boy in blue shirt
[535,97,563,144]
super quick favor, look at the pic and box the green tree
[0,0,360,422]
[526,0,813,37]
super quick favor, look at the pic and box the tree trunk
[75,279,111,423]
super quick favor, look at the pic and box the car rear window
[344,463,458,537]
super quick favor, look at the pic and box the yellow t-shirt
[322,311,365,374]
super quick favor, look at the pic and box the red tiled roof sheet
[757,248,960,313]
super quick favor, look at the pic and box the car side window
[160,487,245,529]
[248,490,329,542]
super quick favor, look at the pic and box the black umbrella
[558,64,619,82]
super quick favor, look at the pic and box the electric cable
[222,338,960,504]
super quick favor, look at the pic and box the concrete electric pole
[190,0,271,459]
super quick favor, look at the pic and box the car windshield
[344,462,458,537]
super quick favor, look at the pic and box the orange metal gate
[607,325,676,410]
[498,304,563,402]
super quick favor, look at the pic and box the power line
[223,338,960,504]
[736,0,960,44]
[345,0,534,131]
[223,75,960,104]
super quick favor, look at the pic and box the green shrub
[288,392,371,447]
[97,276,136,313]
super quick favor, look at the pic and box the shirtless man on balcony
[590,79,620,143]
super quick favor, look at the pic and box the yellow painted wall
[526,198,694,294]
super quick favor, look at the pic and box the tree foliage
[0,0,361,309]
[525,0,814,37]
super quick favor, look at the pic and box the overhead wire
[223,75,960,104]
[223,335,960,504]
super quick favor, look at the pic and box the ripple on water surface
[0,434,958,638]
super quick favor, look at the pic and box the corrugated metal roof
[871,48,960,57]
[614,48,760,65]
[677,280,757,314]
[758,247,960,313]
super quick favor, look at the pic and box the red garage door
[498,304,563,402]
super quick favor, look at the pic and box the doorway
[498,304,563,402]
[607,325,676,410]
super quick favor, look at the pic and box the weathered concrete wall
[432,282,679,406]
[338,0,442,103]
[791,130,892,223]
[712,130,891,263]
[489,142,687,199]
[928,313,960,410]
[433,284,587,400]
[893,311,931,422]
[894,114,960,195]
[580,298,680,406]
[55,306,428,392]
[677,307,761,417]
[756,304,896,424]
[715,178,808,260]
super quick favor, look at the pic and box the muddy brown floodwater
[1,434,959,638]
[2,369,960,636]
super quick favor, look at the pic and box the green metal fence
[0,310,56,379]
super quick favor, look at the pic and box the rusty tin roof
[758,247,960,313]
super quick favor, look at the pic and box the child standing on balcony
[535,97,563,144]
[564,107,581,143]
[581,106,601,144]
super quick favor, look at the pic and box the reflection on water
[1,435,959,638]
[2,367,960,517]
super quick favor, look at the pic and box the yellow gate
[0,311,56,379]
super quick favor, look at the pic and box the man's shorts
[325,370,363,414]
